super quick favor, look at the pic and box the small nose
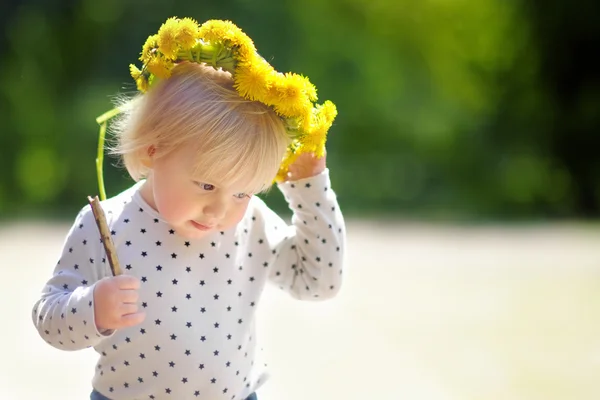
[202,197,226,220]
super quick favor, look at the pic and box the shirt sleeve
[251,168,346,301]
[31,205,115,351]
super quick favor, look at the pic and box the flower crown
[95,17,337,201]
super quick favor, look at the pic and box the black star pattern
[33,172,345,400]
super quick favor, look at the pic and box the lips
[191,221,214,231]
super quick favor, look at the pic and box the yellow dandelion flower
[129,64,142,80]
[299,102,335,157]
[176,17,199,50]
[321,100,338,125]
[301,76,318,102]
[234,57,276,101]
[275,147,300,182]
[232,36,256,63]
[271,73,312,117]
[135,76,149,92]
[140,34,159,63]
[298,112,310,134]
[147,57,173,79]
[302,123,327,154]
[227,29,255,55]
[157,17,180,59]
[199,20,256,58]
[199,20,232,43]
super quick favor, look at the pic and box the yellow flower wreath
[95,17,337,201]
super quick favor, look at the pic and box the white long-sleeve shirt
[32,169,346,400]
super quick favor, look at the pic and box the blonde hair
[109,62,291,194]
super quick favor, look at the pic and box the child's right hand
[93,275,146,331]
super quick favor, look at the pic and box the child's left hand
[284,152,326,181]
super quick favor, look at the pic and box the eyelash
[195,182,249,199]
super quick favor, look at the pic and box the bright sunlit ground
[1,220,599,400]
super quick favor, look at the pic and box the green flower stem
[96,107,122,124]
[95,106,124,200]
[96,120,107,201]
[178,43,236,73]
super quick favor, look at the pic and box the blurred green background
[1,0,598,221]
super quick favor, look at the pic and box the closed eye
[233,193,250,199]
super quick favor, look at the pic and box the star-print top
[31,169,346,400]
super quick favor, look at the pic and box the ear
[140,145,156,168]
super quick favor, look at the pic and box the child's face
[140,145,255,239]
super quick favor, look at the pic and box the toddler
[32,17,346,400]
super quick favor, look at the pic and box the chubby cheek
[154,186,196,226]
[219,200,251,231]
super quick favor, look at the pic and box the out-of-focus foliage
[0,0,598,220]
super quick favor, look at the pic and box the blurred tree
[524,0,600,217]
[0,0,598,220]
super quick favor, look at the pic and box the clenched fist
[93,275,145,332]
